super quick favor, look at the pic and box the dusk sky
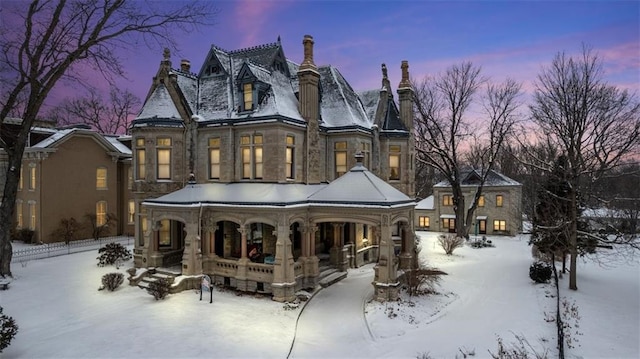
[45,0,639,113]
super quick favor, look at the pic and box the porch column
[329,223,344,268]
[272,220,296,302]
[373,214,399,301]
[301,224,319,288]
[236,225,249,291]
[398,222,414,270]
[181,222,202,275]
[147,220,164,268]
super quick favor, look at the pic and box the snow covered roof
[134,38,395,130]
[145,160,414,209]
[28,128,131,157]
[415,195,434,210]
[434,169,521,188]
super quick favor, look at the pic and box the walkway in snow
[289,264,377,358]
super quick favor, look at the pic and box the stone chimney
[297,35,321,184]
[180,59,191,72]
[397,60,415,197]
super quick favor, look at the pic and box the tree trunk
[0,147,24,277]
[569,186,578,290]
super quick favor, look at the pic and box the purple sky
[46,0,639,114]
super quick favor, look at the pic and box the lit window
[159,219,171,246]
[419,216,430,228]
[209,138,220,179]
[29,166,36,190]
[156,137,171,180]
[335,142,347,177]
[243,83,253,111]
[443,218,455,230]
[389,145,401,180]
[96,201,107,226]
[18,167,23,190]
[136,138,146,180]
[240,135,262,179]
[128,200,135,224]
[29,202,36,230]
[443,195,453,206]
[496,195,504,207]
[127,167,133,189]
[493,220,506,231]
[286,135,295,179]
[479,220,486,233]
[139,214,147,246]
[96,167,107,190]
[478,195,485,207]
[16,201,23,229]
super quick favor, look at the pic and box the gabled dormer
[270,41,290,77]
[236,62,270,113]
[199,47,228,78]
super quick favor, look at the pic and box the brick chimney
[297,35,321,184]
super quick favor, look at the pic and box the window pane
[389,154,400,180]
[209,138,220,147]
[29,167,36,189]
[136,138,145,146]
[390,145,401,152]
[240,136,250,145]
[157,137,171,146]
[478,196,485,207]
[96,167,107,189]
[286,135,295,145]
[127,168,133,189]
[136,149,146,179]
[286,147,293,179]
[210,149,220,179]
[96,201,107,226]
[254,147,263,178]
[16,202,22,229]
[336,152,347,176]
[243,83,252,110]
[242,147,251,178]
[29,203,36,230]
[157,149,171,179]
[253,135,262,144]
[335,141,347,150]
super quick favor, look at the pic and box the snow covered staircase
[318,265,347,288]
[137,267,178,290]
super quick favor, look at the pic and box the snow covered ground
[1,231,638,358]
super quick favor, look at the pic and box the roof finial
[399,60,411,89]
[355,151,364,164]
[277,35,281,43]
[163,48,171,61]
[382,63,388,79]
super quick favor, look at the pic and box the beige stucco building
[130,35,418,302]
[1,121,134,243]
[415,169,522,236]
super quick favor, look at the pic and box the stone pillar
[329,223,344,268]
[398,222,414,270]
[301,225,319,288]
[272,221,296,302]
[373,215,400,301]
[236,225,249,291]
[148,220,163,268]
[181,222,202,275]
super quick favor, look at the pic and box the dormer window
[243,83,253,111]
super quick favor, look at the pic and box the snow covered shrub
[147,278,171,300]
[489,334,548,359]
[470,236,494,249]
[11,228,35,244]
[51,217,81,244]
[438,234,464,255]
[405,267,445,296]
[529,261,552,283]
[97,242,132,267]
[0,307,18,354]
[100,272,124,291]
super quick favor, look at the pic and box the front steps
[137,267,180,291]
[318,265,347,288]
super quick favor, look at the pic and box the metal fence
[11,236,134,263]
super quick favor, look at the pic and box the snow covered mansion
[130,35,417,302]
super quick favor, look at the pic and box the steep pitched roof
[318,66,371,129]
[28,128,131,156]
[434,169,521,188]
[135,84,183,123]
[415,195,434,210]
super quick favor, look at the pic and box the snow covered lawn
[1,231,638,358]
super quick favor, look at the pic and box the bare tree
[50,86,140,134]
[0,0,216,277]
[526,46,640,290]
[413,62,522,238]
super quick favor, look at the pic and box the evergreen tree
[531,155,572,272]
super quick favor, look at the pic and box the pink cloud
[232,0,291,47]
